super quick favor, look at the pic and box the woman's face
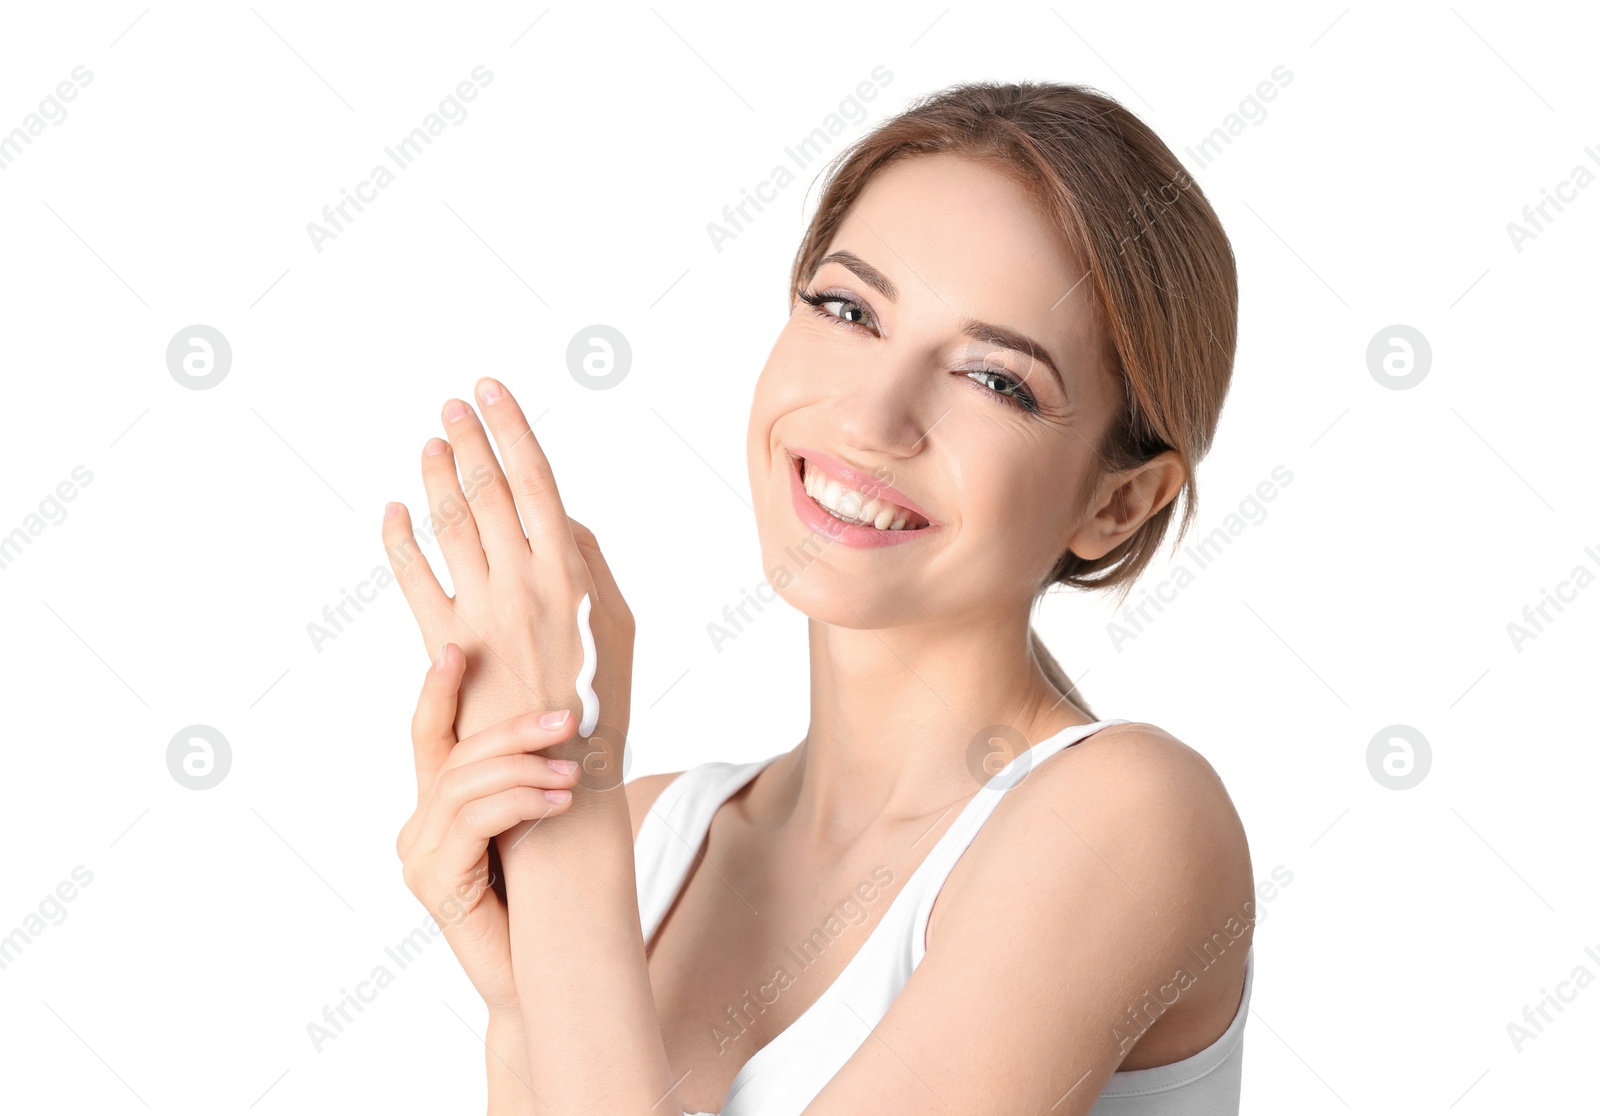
[746,152,1125,630]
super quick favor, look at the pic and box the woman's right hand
[395,640,583,1019]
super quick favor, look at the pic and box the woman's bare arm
[480,773,682,1113]
[499,779,678,1113]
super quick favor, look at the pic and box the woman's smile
[785,447,939,548]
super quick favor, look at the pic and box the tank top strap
[905,717,1132,967]
[634,756,777,947]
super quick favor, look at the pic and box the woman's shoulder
[624,770,685,843]
[987,718,1252,901]
[1021,718,1246,832]
[1040,718,1246,821]
[928,718,1254,1021]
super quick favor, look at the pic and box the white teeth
[802,458,919,530]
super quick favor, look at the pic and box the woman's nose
[828,351,943,456]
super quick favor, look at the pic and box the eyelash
[795,287,1042,415]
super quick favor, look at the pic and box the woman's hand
[395,640,582,1018]
[382,379,660,1110]
[380,377,635,773]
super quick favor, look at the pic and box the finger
[416,750,580,852]
[439,708,579,773]
[474,378,587,584]
[412,642,466,801]
[381,502,453,648]
[439,393,533,573]
[435,787,572,872]
[568,518,633,629]
[421,432,489,596]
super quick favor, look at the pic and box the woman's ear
[1064,450,1186,562]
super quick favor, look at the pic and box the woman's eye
[825,298,867,323]
[799,289,874,329]
[967,368,1040,414]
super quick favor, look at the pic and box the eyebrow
[814,250,1068,399]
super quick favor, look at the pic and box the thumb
[569,518,633,630]
[411,642,465,802]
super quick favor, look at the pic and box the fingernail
[435,644,449,671]
[543,789,571,804]
[477,378,504,404]
[443,399,470,422]
[547,758,578,774]
[384,502,400,519]
[539,709,570,729]
[425,438,449,456]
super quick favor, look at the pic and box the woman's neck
[743,614,1095,845]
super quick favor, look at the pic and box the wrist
[486,1007,526,1040]
[569,716,631,790]
[484,1011,535,1116]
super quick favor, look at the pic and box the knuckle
[514,460,557,504]
[455,798,485,834]
[467,470,506,508]
[435,768,466,801]
[460,796,499,834]
[565,570,594,605]
[432,495,473,536]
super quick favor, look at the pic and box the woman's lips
[786,450,938,549]
[786,446,936,526]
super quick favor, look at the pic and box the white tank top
[634,717,1254,1115]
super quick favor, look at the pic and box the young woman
[386,81,1253,1115]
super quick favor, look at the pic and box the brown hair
[787,81,1238,718]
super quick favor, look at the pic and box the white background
[0,1,1594,1112]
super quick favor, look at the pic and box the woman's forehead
[831,156,1082,297]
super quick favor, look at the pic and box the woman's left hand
[380,377,635,778]
[394,640,583,1019]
